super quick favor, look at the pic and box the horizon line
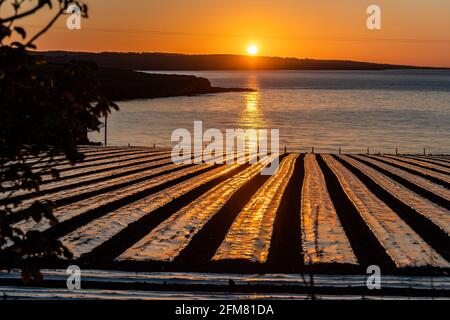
[35,50,450,69]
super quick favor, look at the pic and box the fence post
[396,147,398,156]
[339,147,341,155]
[367,147,369,155]
[104,114,108,146]
[312,146,315,154]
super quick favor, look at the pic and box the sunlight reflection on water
[90,70,450,154]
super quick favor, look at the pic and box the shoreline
[96,67,254,101]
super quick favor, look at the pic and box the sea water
[89,70,450,154]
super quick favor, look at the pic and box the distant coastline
[36,51,447,101]
[36,51,448,71]
[96,68,253,101]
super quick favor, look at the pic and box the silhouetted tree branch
[0,0,118,282]
[25,7,64,47]
[0,1,48,24]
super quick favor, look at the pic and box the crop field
[1,146,449,298]
[2,146,450,272]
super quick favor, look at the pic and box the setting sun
[247,44,258,55]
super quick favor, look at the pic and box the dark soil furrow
[51,151,170,173]
[29,149,159,170]
[266,154,304,270]
[335,155,450,263]
[8,163,197,225]
[78,164,248,264]
[39,154,173,184]
[174,155,286,267]
[43,165,222,241]
[404,156,450,169]
[382,156,450,175]
[348,155,450,210]
[0,160,177,206]
[317,154,395,269]
[366,155,450,188]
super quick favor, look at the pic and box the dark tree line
[0,0,117,281]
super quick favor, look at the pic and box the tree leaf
[14,26,26,39]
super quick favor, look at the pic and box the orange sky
[12,0,450,67]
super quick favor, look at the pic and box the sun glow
[247,44,258,55]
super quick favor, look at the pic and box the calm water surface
[90,70,450,154]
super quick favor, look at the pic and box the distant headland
[36,51,445,71]
[35,51,446,101]
[36,52,256,101]
[95,68,252,101]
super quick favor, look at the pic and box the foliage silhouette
[0,0,118,281]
